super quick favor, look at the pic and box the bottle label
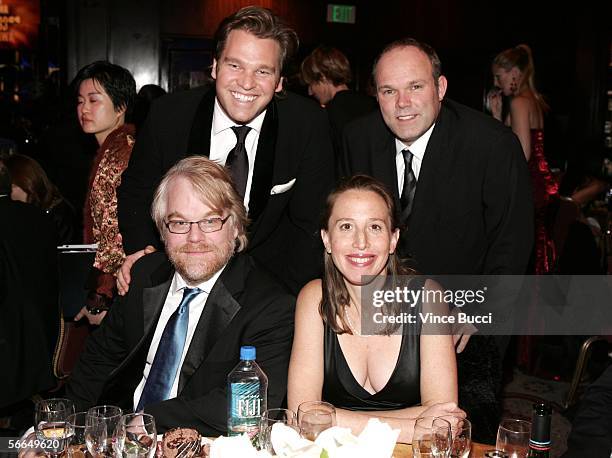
[529,438,551,451]
[228,381,262,437]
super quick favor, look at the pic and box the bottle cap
[240,346,256,360]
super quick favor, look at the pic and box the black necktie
[136,287,202,411]
[226,125,251,198]
[400,149,417,222]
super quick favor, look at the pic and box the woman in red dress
[488,44,558,275]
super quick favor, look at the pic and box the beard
[167,239,235,285]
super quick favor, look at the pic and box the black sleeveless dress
[322,279,424,410]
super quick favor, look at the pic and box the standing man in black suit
[67,157,294,435]
[340,38,533,442]
[117,6,333,295]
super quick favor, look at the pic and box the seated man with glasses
[66,156,295,435]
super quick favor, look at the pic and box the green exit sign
[327,4,356,24]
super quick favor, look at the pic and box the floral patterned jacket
[84,124,135,284]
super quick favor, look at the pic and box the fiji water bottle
[227,346,268,438]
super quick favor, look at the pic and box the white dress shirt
[133,267,225,410]
[210,98,266,211]
[395,123,436,193]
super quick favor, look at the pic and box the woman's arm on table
[288,280,326,408]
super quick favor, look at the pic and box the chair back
[52,246,96,380]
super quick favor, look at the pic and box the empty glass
[85,405,122,458]
[412,416,452,458]
[258,408,297,451]
[34,398,75,457]
[496,419,531,458]
[436,416,472,458]
[66,412,90,458]
[113,413,157,458]
[297,401,336,441]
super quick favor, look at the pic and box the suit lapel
[409,103,453,239]
[377,134,401,203]
[120,263,173,366]
[248,100,277,226]
[142,280,172,333]
[178,256,246,392]
[186,89,215,158]
[369,117,402,214]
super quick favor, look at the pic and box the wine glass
[34,398,75,457]
[496,418,531,458]
[66,412,89,458]
[85,405,122,457]
[258,408,297,451]
[436,416,472,458]
[412,416,452,458]
[297,401,336,441]
[114,413,157,458]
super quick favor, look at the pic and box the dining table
[393,441,493,457]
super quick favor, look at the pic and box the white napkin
[209,434,271,458]
[354,418,400,458]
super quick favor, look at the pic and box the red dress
[517,130,559,372]
[528,129,558,274]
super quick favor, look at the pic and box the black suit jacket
[341,99,533,276]
[117,88,334,293]
[0,198,58,407]
[66,252,295,435]
[325,90,377,165]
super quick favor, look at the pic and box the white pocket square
[270,178,296,195]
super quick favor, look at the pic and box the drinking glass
[412,416,452,458]
[66,412,91,458]
[113,413,157,458]
[436,416,472,458]
[34,398,75,457]
[258,408,297,451]
[85,405,122,458]
[297,401,336,441]
[496,419,531,458]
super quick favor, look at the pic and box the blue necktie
[137,287,202,411]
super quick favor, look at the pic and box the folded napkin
[209,418,399,458]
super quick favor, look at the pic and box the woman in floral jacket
[73,61,137,325]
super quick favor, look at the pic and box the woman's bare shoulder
[297,279,323,311]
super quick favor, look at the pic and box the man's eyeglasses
[164,216,231,234]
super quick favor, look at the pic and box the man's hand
[116,245,157,295]
[453,333,471,353]
[450,307,477,353]
[74,306,107,325]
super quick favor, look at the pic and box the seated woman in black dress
[288,175,463,443]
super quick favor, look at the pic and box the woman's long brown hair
[320,175,414,335]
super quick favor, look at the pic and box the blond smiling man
[117,6,334,295]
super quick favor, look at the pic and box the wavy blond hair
[151,156,249,252]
